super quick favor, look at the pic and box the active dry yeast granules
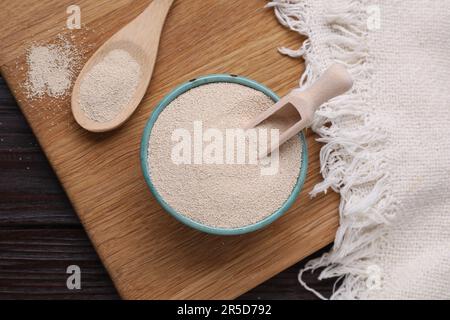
[79,49,141,123]
[147,83,303,229]
[25,36,82,99]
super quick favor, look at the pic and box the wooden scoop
[71,0,174,132]
[245,63,353,156]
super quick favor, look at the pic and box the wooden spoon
[245,63,353,157]
[71,0,174,132]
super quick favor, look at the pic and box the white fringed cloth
[269,0,450,299]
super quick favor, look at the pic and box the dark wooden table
[0,76,334,300]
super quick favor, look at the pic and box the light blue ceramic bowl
[140,74,308,236]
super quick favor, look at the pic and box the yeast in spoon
[71,0,174,132]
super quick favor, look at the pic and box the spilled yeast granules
[148,83,303,229]
[79,49,141,123]
[25,35,82,99]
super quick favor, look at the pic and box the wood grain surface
[0,0,339,299]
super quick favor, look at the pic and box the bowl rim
[140,74,308,235]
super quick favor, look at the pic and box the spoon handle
[143,0,175,19]
[293,63,353,112]
[115,0,174,51]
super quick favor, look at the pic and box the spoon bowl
[72,0,174,132]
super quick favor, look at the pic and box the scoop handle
[295,63,353,110]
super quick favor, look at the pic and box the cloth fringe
[267,0,398,299]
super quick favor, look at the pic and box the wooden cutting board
[0,0,339,299]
